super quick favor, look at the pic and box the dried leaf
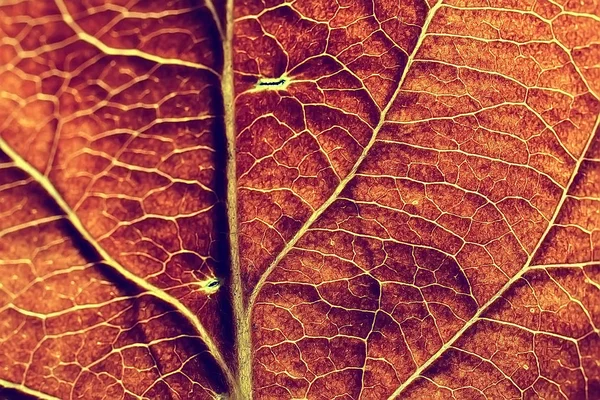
[0,0,599,399]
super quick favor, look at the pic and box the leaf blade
[0,135,234,388]
[1,0,600,398]
[390,116,600,398]
[245,1,600,398]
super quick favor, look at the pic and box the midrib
[221,0,253,398]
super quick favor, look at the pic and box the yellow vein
[529,261,600,269]
[205,0,224,39]
[0,136,235,391]
[388,112,600,399]
[0,379,60,400]
[53,0,219,76]
[248,0,445,309]
[221,0,251,398]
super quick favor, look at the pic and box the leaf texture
[0,0,599,399]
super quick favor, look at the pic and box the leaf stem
[221,0,253,398]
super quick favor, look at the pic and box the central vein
[221,0,253,398]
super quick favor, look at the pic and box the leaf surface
[0,0,599,399]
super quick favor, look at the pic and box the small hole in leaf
[207,278,220,289]
[258,78,286,87]
[254,76,291,91]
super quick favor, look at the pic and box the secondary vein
[0,378,60,400]
[247,0,445,309]
[388,112,600,399]
[0,136,236,393]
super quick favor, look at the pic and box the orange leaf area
[1,0,599,399]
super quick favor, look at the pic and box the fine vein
[388,112,600,398]
[247,0,445,309]
[0,136,235,392]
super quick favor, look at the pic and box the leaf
[0,0,599,399]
